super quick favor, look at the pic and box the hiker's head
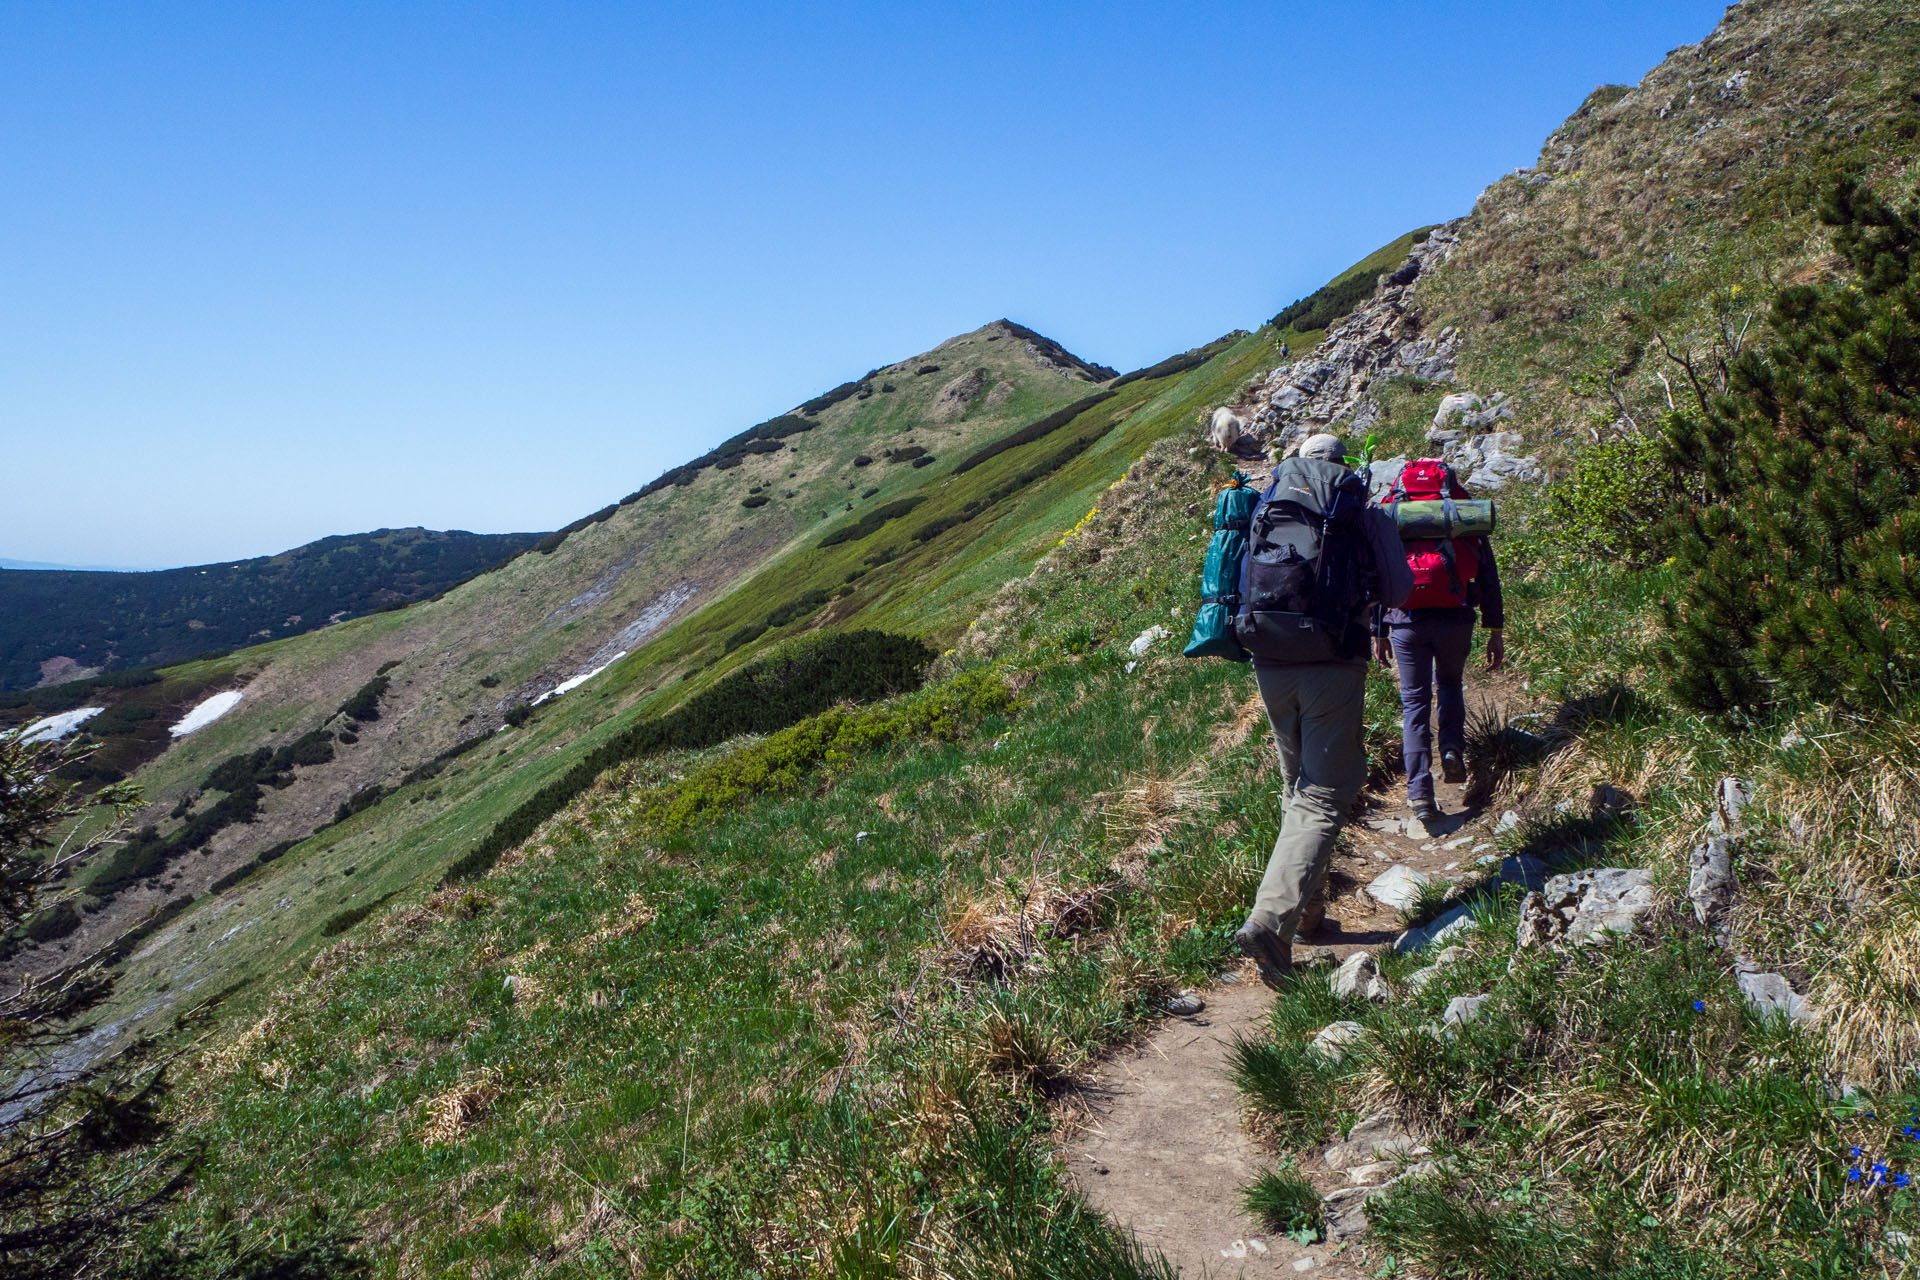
[1300,433,1347,464]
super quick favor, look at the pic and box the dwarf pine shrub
[1661,180,1920,712]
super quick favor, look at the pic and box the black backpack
[1232,456,1377,663]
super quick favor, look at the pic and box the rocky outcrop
[931,366,993,421]
[1244,223,1466,453]
[1444,429,1542,489]
[1516,868,1655,950]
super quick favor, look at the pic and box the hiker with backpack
[1374,458,1506,826]
[1221,433,1412,987]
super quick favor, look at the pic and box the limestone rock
[1711,776,1752,837]
[1346,1160,1398,1184]
[1403,945,1467,992]
[1444,429,1542,489]
[1687,835,1735,930]
[1126,626,1169,658]
[931,366,992,421]
[1516,868,1655,949]
[1330,951,1389,1002]
[1737,969,1816,1027]
[1395,905,1476,953]
[1430,391,1513,437]
[1323,1111,1419,1171]
[1442,994,1488,1029]
[1324,1185,1378,1241]
[1310,1019,1368,1060]
[1165,990,1205,1017]
[1560,868,1655,944]
[1366,864,1434,912]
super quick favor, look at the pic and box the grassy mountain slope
[22,316,1306,1069]
[0,528,547,692]
[108,1,1920,1275]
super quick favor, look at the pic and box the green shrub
[1110,335,1238,389]
[723,622,770,653]
[321,903,376,936]
[951,392,1116,474]
[533,503,618,554]
[1661,180,1920,712]
[334,784,388,825]
[914,364,941,376]
[442,631,940,884]
[503,705,532,728]
[1533,432,1679,569]
[912,455,936,468]
[23,901,81,943]
[741,495,769,509]
[336,675,390,724]
[1271,264,1391,332]
[852,455,873,467]
[641,667,1012,832]
[817,496,927,548]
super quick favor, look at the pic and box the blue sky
[2,1,1728,569]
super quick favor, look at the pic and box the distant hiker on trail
[1230,433,1412,987]
[1374,459,1505,826]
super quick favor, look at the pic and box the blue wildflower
[1849,1168,1862,1182]
[1897,1172,1914,1189]
[1692,1000,1705,1012]
[1851,1146,1864,1158]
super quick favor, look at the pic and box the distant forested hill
[0,527,542,690]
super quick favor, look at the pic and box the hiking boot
[1441,750,1467,784]
[1235,920,1293,989]
[1297,896,1327,938]
[1411,799,1445,827]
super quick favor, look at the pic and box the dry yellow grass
[423,1067,505,1145]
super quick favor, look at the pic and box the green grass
[1240,1166,1322,1238]
[133,438,1324,1275]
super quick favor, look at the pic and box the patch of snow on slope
[20,707,104,743]
[170,690,244,737]
[533,653,627,705]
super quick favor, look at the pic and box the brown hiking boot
[1235,921,1293,989]
[1297,896,1327,938]
[1441,750,1467,784]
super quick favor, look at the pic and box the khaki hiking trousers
[1248,662,1369,942]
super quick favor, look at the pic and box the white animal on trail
[1208,406,1243,451]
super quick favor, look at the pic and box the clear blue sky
[2,1,1728,569]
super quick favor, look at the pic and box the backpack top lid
[1265,455,1358,517]
[1391,458,1466,502]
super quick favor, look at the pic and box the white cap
[1300,433,1347,462]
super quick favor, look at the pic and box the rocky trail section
[1220,220,1543,491]
[1068,756,1514,1275]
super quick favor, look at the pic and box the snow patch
[20,707,104,743]
[170,690,244,737]
[534,653,627,704]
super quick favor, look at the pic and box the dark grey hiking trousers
[1248,662,1368,942]
[1388,616,1474,805]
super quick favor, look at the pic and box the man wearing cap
[1234,433,1412,986]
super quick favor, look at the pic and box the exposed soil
[1069,677,1522,1276]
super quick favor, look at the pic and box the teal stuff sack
[1184,474,1258,661]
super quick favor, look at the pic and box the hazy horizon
[3,1,1729,569]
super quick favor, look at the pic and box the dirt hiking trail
[1068,712,1513,1276]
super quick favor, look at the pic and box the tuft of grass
[1240,1166,1322,1236]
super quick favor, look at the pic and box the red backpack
[1384,459,1480,609]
